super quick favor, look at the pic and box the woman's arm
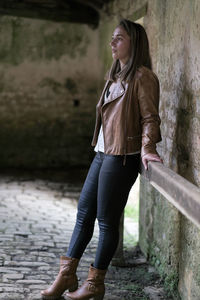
[137,69,162,169]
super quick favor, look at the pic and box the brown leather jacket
[91,66,161,157]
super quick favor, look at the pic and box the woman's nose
[110,39,115,46]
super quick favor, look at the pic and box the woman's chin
[112,53,118,60]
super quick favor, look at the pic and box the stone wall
[140,1,200,299]
[0,16,101,168]
[100,0,200,299]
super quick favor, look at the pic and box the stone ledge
[142,161,200,228]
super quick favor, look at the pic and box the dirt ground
[103,245,172,300]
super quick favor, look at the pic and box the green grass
[125,202,139,222]
[124,233,138,248]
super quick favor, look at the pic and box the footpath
[0,170,170,300]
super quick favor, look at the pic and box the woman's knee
[76,208,96,229]
[97,217,119,233]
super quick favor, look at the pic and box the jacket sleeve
[137,70,162,157]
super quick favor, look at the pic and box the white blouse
[94,86,110,153]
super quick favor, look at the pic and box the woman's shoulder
[134,65,159,82]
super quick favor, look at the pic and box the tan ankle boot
[41,256,79,300]
[64,265,106,300]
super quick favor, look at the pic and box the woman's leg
[94,154,140,269]
[64,154,140,300]
[66,152,103,259]
[41,152,104,300]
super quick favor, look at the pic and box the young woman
[41,19,162,300]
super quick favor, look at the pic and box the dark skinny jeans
[66,151,140,269]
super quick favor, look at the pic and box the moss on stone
[149,242,180,299]
[65,78,78,94]
[39,77,63,93]
[0,16,90,65]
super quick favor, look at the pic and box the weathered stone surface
[16,280,46,284]
[4,261,49,267]
[0,293,25,300]
[0,16,101,168]
[3,273,24,281]
[144,286,166,300]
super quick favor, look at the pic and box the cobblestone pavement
[0,171,169,300]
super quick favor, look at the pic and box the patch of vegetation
[124,283,141,291]
[125,202,139,222]
[124,233,138,248]
[163,271,180,299]
[149,244,180,299]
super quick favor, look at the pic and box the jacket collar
[107,80,126,103]
[102,79,128,106]
[97,79,128,111]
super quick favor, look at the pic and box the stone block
[3,273,24,281]
[16,280,46,284]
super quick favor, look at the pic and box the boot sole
[41,283,78,300]
[93,294,105,300]
[69,283,78,292]
[41,296,61,300]
[64,294,104,300]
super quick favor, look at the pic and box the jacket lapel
[103,80,127,105]
[97,80,127,113]
[96,80,110,112]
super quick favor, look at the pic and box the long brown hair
[108,19,152,82]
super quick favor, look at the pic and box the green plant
[148,243,180,299]
[125,202,139,222]
[163,271,180,299]
[124,232,138,248]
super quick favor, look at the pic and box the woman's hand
[142,153,163,170]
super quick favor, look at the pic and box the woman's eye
[111,37,122,42]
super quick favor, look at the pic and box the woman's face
[110,26,131,67]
